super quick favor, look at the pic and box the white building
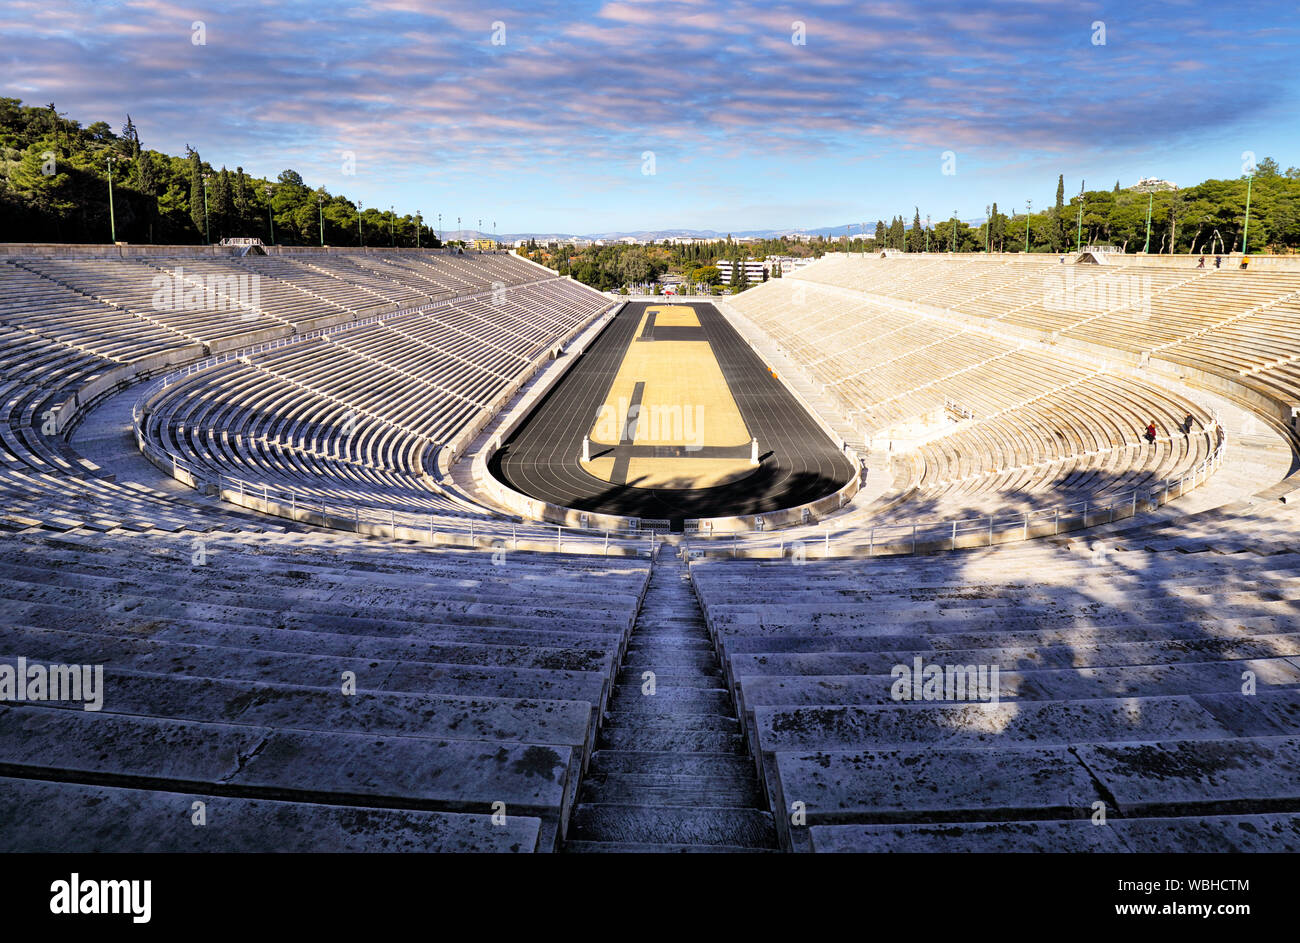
[1131,177,1178,192]
[763,255,815,275]
[716,259,768,285]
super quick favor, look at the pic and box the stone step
[0,565,641,626]
[607,688,733,715]
[808,812,1300,853]
[0,660,598,754]
[751,693,1281,755]
[774,743,1103,831]
[733,658,1300,709]
[4,623,612,706]
[616,669,724,689]
[718,614,1292,654]
[0,594,627,653]
[587,751,758,780]
[0,703,577,844]
[599,713,740,734]
[626,637,715,652]
[595,727,746,757]
[577,775,763,808]
[617,649,719,668]
[567,804,777,847]
[728,632,1300,675]
[563,840,777,853]
[0,577,633,640]
[0,775,541,853]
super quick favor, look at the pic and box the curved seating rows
[689,506,1300,851]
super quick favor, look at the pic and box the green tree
[186,147,204,239]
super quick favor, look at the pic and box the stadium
[2,241,1297,857]
[1,1,1299,885]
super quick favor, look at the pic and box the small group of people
[1145,414,1197,442]
[1195,256,1223,269]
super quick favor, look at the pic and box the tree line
[0,98,442,247]
[870,165,1300,256]
[521,235,828,292]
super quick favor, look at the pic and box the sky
[3,0,1298,234]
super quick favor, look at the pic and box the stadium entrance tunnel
[488,302,857,526]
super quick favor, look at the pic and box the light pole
[202,175,211,245]
[925,215,930,253]
[457,217,461,245]
[1025,200,1032,252]
[951,210,958,253]
[390,205,395,247]
[416,212,421,249]
[358,200,364,247]
[1242,173,1254,254]
[1075,180,1085,252]
[318,196,325,247]
[105,157,117,244]
[1142,191,1153,254]
[264,185,273,245]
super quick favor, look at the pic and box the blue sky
[4,0,1298,233]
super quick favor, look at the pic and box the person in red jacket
[1144,421,1157,443]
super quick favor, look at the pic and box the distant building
[716,259,768,285]
[1130,177,1179,193]
[764,255,815,275]
[471,237,498,250]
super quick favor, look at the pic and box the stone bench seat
[0,776,543,852]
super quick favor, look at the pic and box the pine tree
[212,167,232,241]
[911,207,923,252]
[875,220,885,246]
[187,147,204,240]
[120,115,140,159]
[233,168,251,234]
[1114,180,1120,193]
[1053,174,1066,252]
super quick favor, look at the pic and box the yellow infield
[581,305,756,491]
[645,305,700,327]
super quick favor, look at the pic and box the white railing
[131,291,1230,562]
[132,422,658,556]
[683,424,1227,559]
[133,407,1226,561]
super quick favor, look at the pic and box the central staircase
[564,543,778,852]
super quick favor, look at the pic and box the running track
[489,302,855,521]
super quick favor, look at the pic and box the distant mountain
[447,220,989,244]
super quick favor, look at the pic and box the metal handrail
[135,409,1226,559]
